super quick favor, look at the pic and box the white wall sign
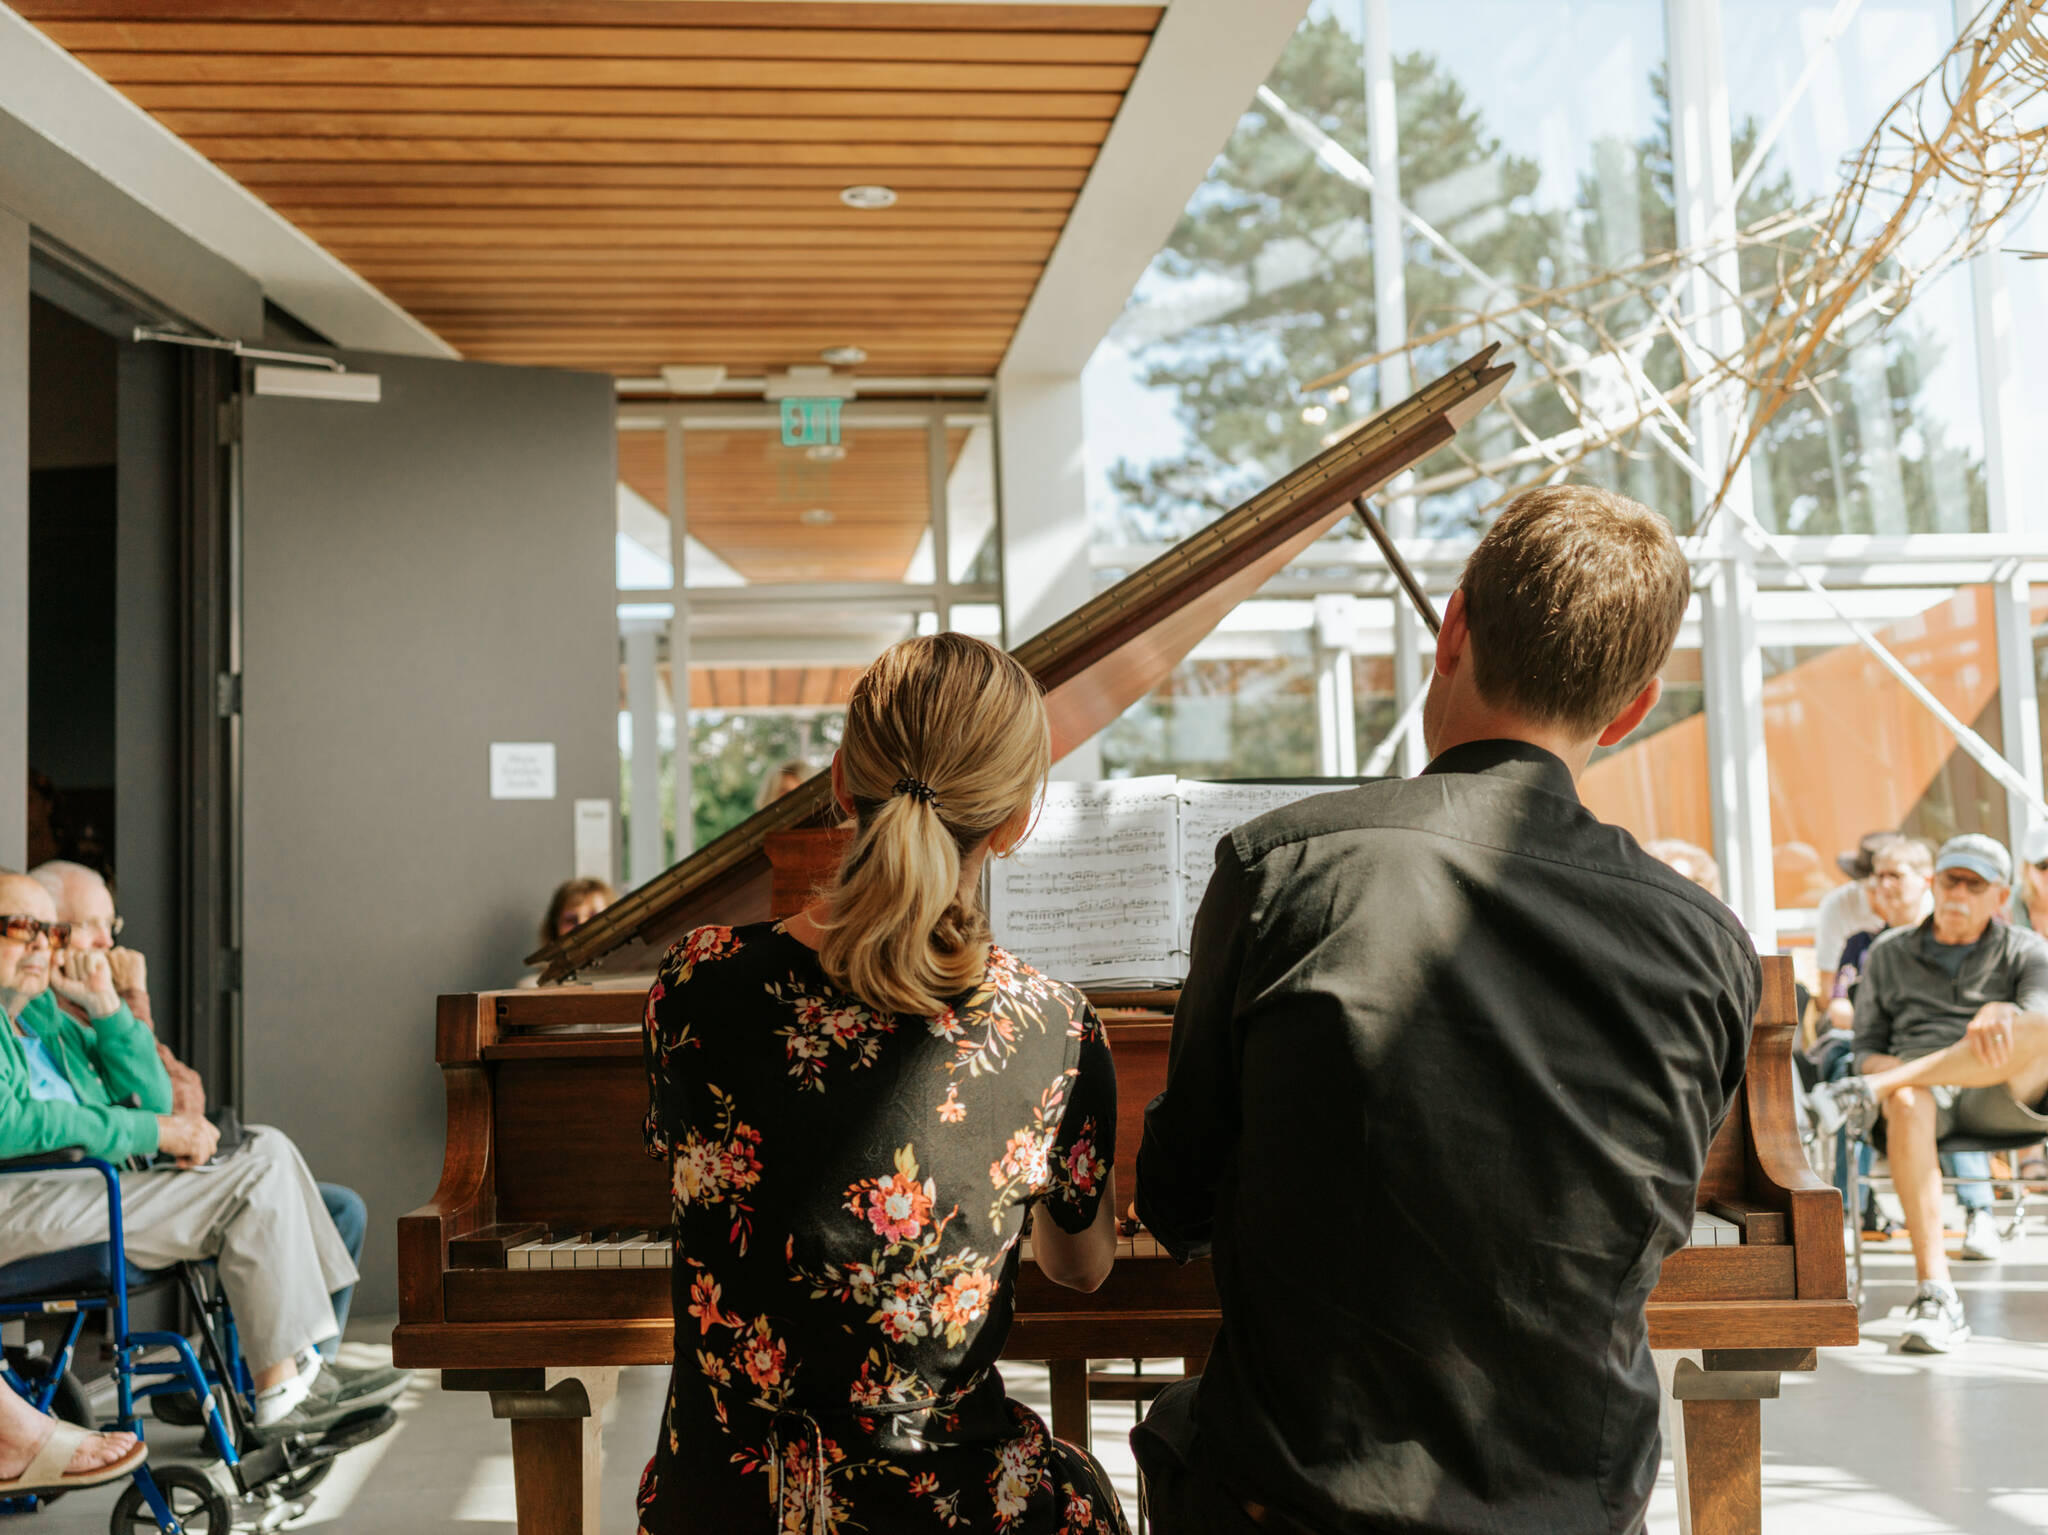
[489,742,556,800]
[573,798,613,882]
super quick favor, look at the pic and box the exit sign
[780,397,842,448]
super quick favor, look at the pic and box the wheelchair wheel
[109,1465,231,1535]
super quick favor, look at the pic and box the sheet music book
[986,777,1357,988]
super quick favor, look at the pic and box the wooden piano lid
[531,345,1513,982]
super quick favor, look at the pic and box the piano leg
[1679,1398,1761,1535]
[1048,1359,1091,1450]
[491,1367,620,1535]
[1658,1348,1809,1535]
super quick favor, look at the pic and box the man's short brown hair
[1458,484,1690,735]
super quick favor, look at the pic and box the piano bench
[1085,1371,1186,1405]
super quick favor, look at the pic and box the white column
[666,422,693,858]
[1667,0,1776,946]
[1960,0,2042,851]
[0,210,25,870]
[1364,0,1427,776]
[928,413,954,633]
[623,619,663,887]
[996,371,1100,779]
[1314,599,1360,777]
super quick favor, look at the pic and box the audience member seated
[0,1375,143,1496]
[31,861,396,1386]
[1815,830,1894,1011]
[516,877,616,987]
[753,756,810,809]
[1804,838,2000,1246]
[2009,824,2048,941]
[541,877,613,945]
[0,870,372,1434]
[1813,835,2048,1351]
[1645,837,1723,899]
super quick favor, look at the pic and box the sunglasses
[0,915,73,946]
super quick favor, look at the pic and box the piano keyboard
[505,1231,675,1270]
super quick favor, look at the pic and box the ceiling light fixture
[840,184,898,210]
[805,444,848,463]
[819,345,868,366]
[800,507,837,526]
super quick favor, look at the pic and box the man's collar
[1915,914,1993,951]
[1420,739,1579,803]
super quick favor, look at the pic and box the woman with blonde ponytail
[638,633,1126,1535]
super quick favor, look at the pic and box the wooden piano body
[396,958,1852,1534]
[396,348,1855,1533]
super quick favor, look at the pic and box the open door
[236,346,616,1314]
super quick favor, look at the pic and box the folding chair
[1842,1125,2040,1303]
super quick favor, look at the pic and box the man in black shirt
[1134,486,1762,1535]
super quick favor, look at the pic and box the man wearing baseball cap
[1813,832,2048,1351]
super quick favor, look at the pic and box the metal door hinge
[215,672,242,718]
[217,394,242,446]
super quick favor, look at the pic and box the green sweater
[1,990,172,1162]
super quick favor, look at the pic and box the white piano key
[536,1237,582,1270]
[1691,1212,1741,1247]
[506,1240,545,1271]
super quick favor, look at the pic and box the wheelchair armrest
[0,1145,87,1173]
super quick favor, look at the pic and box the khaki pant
[0,1125,358,1372]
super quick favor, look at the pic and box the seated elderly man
[30,860,386,1372]
[0,871,369,1434]
[1814,834,2048,1352]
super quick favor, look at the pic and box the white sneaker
[1959,1206,2003,1261]
[251,1348,324,1427]
[1899,1283,1970,1353]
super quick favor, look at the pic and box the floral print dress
[638,921,1124,1535]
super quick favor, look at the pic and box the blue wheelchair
[0,1148,393,1533]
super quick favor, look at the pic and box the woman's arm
[1032,1168,1117,1292]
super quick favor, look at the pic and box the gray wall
[114,342,183,1051]
[241,351,617,1315]
[0,210,26,872]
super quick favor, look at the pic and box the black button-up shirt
[1136,740,1760,1535]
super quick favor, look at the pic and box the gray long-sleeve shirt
[1853,916,2048,1067]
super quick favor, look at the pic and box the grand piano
[394,347,1856,1535]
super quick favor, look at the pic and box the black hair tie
[892,777,941,810]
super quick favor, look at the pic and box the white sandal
[0,1419,147,1495]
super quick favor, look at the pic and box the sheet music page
[987,776,1184,987]
[1177,781,1349,954]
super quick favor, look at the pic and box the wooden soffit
[20,1,1163,379]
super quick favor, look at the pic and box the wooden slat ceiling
[619,424,968,583]
[614,663,859,713]
[688,665,863,710]
[22,1,1162,378]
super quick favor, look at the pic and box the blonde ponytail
[817,634,1048,1016]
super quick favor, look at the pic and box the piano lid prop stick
[1351,495,1441,638]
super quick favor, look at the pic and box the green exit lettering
[780,397,842,448]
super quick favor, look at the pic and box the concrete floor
[24,1209,2048,1534]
